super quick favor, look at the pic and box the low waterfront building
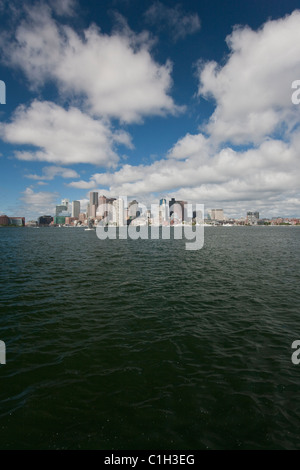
[208,209,225,221]
[54,216,66,225]
[38,215,53,226]
[0,215,9,226]
[247,211,259,225]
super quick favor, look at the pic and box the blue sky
[0,0,300,220]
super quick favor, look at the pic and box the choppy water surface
[0,226,300,449]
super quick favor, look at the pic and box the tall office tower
[112,198,125,226]
[159,198,168,224]
[72,201,80,219]
[97,195,107,218]
[61,199,70,211]
[89,192,98,218]
[56,204,68,216]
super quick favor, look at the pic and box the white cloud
[197,10,300,144]
[20,186,59,217]
[68,179,97,189]
[50,0,77,16]
[25,165,80,180]
[1,100,132,166]
[1,4,182,123]
[67,132,300,217]
[145,2,201,42]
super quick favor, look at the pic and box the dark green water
[0,226,300,449]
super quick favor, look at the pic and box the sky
[0,0,300,220]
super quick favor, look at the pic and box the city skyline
[6,192,296,227]
[0,1,300,220]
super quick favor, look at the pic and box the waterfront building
[54,216,66,225]
[128,200,139,219]
[97,195,107,218]
[61,199,69,211]
[38,215,53,226]
[71,201,80,219]
[11,217,25,226]
[208,209,225,221]
[112,198,125,226]
[0,215,9,226]
[65,217,77,225]
[169,198,187,223]
[78,213,86,223]
[89,192,98,218]
[247,211,259,225]
[56,204,68,216]
[159,199,168,224]
[0,215,26,226]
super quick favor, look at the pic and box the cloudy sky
[0,0,300,219]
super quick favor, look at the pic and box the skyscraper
[89,192,98,218]
[56,204,68,216]
[61,199,69,211]
[72,201,80,219]
[159,198,168,224]
[97,195,107,218]
[112,198,125,226]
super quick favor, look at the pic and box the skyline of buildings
[1,192,300,227]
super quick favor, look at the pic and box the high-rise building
[89,192,98,218]
[97,195,107,218]
[61,199,69,211]
[159,198,168,224]
[112,198,125,226]
[56,204,68,216]
[71,201,80,219]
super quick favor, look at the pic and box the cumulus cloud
[66,10,300,217]
[68,132,300,216]
[20,186,59,217]
[50,0,77,17]
[0,4,181,122]
[25,165,80,180]
[197,10,300,145]
[0,100,132,166]
[144,2,201,42]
